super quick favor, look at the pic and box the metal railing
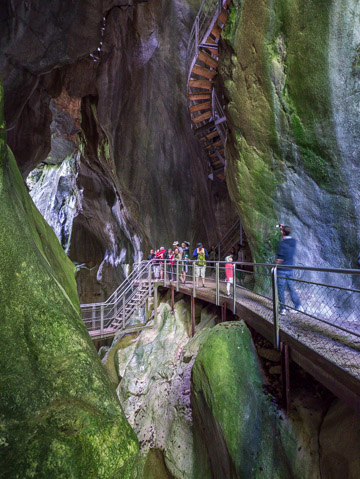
[80,261,152,335]
[214,219,242,260]
[186,0,225,82]
[151,258,360,381]
[80,258,360,381]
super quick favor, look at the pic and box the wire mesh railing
[151,259,360,381]
[80,257,360,381]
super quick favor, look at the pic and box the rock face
[26,154,82,253]
[111,294,217,479]
[0,86,139,478]
[220,0,360,267]
[1,0,235,302]
[191,322,293,478]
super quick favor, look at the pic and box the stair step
[192,110,212,123]
[189,79,213,90]
[198,51,218,69]
[209,149,224,158]
[205,139,223,151]
[188,93,212,101]
[210,23,222,39]
[192,65,217,80]
[194,120,215,135]
[206,47,219,57]
[200,130,219,141]
[218,8,228,24]
[189,101,211,113]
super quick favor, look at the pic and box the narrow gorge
[0,1,359,478]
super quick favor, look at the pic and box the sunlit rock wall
[220,0,360,268]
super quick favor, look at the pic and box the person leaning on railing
[275,225,304,315]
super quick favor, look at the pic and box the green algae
[192,322,293,478]
[221,0,354,261]
[0,82,140,478]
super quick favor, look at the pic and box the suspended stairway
[186,0,231,181]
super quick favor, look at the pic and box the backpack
[196,248,206,266]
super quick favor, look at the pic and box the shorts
[226,277,233,284]
[153,265,161,278]
[195,265,206,278]
[182,262,188,273]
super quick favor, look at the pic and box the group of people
[147,242,210,287]
[147,224,304,314]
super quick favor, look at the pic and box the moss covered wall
[221,0,360,266]
[0,83,139,478]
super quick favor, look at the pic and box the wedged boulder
[191,321,293,478]
[0,85,139,477]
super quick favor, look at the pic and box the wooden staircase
[186,0,231,181]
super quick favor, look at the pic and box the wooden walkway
[162,279,360,413]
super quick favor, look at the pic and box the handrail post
[148,262,152,296]
[176,260,180,292]
[122,294,126,329]
[100,304,104,335]
[272,266,280,349]
[192,261,196,298]
[195,15,199,56]
[164,260,167,287]
[92,304,96,331]
[232,263,236,314]
[216,262,219,305]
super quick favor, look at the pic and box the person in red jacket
[225,255,234,296]
[155,247,166,280]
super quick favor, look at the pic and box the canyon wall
[1,0,234,302]
[0,83,140,478]
[220,0,360,268]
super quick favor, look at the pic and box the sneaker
[293,306,304,314]
[279,309,287,315]
[202,285,206,288]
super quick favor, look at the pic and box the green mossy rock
[221,0,359,264]
[191,322,293,478]
[0,84,139,478]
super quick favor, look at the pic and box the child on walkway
[225,255,234,296]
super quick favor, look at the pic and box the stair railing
[80,260,153,335]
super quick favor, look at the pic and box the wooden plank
[189,101,211,113]
[210,23,222,39]
[209,149,224,158]
[198,51,218,69]
[205,140,223,150]
[189,79,213,90]
[200,130,219,141]
[218,8,228,24]
[188,93,211,101]
[192,64,217,80]
[207,47,219,57]
[192,110,212,123]
[194,120,215,135]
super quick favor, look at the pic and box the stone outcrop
[220,0,360,267]
[109,293,218,479]
[0,85,140,478]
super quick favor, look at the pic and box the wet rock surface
[220,0,360,268]
[0,89,139,478]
